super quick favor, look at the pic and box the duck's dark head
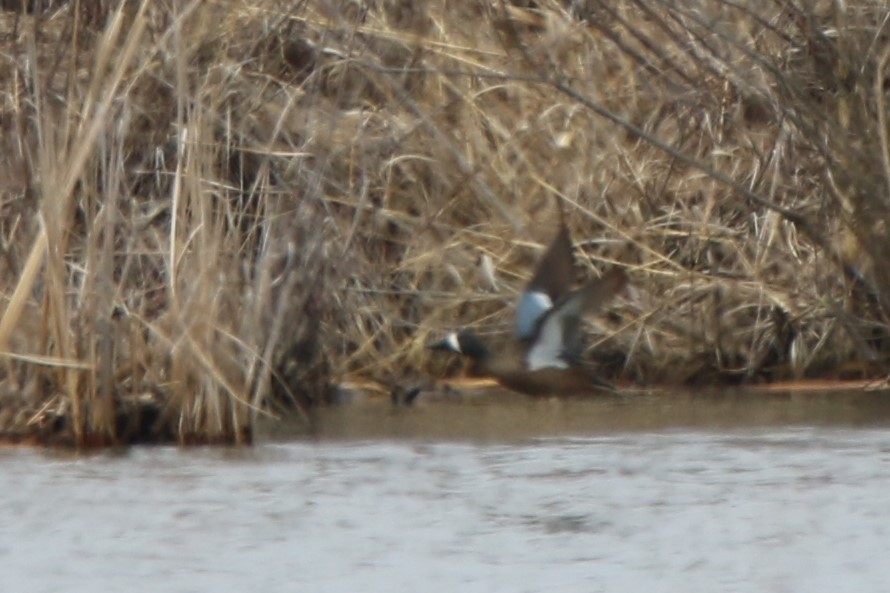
[428,331,490,361]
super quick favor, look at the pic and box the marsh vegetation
[1,0,890,445]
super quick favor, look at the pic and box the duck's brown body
[476,360,616,396]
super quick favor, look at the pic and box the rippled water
[3,391,890,592]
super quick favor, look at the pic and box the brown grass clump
[1,0,890,445]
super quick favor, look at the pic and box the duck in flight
[429,221,627,396]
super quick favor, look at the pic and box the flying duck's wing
[561,269,627,359]
[526,269,627,371]
[516,290,553,341]
[525,296,580,371]
[516,224,574,340]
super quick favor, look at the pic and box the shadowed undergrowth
[1,0,890,445]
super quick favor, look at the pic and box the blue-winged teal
[429,223,627,396]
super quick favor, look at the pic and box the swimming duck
[429,222,627,396]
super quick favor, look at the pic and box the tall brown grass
[0,0,889,444]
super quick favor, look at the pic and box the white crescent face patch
[445,332,462,354]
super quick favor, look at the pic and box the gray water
[3,391,890,592]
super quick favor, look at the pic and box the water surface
[3,390,890,592]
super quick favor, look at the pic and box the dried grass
[1,0,889,444]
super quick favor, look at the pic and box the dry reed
[0,0,889,445]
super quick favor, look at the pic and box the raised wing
[525,294,579,370]
[525,269,627,370]
[516,290,553,340]
[516,224,574,339]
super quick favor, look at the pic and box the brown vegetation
[1,0,889,445]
